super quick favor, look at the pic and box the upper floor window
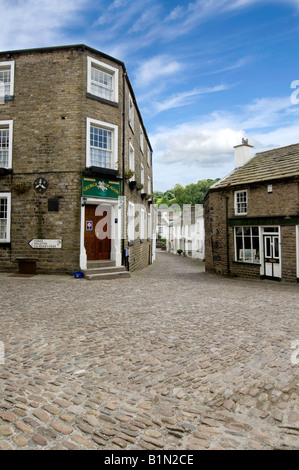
[0,120,13,169]
[147,145,151,167]
[147,212,151,241]
[0,61,15,100]
[140,207,145,242]
[234,190,247,215]
[129,94,134,131]
[147,175,151,195]
[140,125,144,153]
[129,142,135,178]
[87,57,119,103]
[0,193,11,243]
[86,118,118,170]
[140,163,144,193]
[128,201,135,245]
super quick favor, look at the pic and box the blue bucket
[74,271,83,279]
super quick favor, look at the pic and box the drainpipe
[122,68,127,267]
[225,195,230,275]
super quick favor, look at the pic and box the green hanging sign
[82,177,121,200]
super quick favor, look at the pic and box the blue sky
[1,0,299,191]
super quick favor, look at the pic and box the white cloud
[152,125,243,166]
[152,84,231,114]
[0,0,87,50]
[151,94,299,171]
[134,55,183,88]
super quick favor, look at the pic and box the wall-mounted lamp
[81,197,87,207]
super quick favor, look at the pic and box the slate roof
[211,143,299,190]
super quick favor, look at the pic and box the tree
[154,178,220,207]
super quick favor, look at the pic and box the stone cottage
[204,140,299,282]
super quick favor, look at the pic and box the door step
[83,261,131,280]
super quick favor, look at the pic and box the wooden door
[85,204,111,260]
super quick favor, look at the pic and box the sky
[1,0,299,191]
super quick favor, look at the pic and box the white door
[263,234,281,279]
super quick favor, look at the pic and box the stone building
[204,140,299,282]
[170,205,205,260]
[0,44,154,278]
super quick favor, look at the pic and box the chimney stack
[234,138,254,168]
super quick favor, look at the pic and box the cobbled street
[0,251,299,450]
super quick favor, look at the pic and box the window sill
[84,167,121,180]
[0,168,13,176]
[86,92,118,108]
[233,260,261,266]
[0,96,14,103]
[128,240,134,246]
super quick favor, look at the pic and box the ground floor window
[0,193,11,242]
[235,226,260,263]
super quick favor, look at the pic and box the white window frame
[234,190,247,215]
[0,192,11,243]
[129,94,134,131]
[128,201,135,244]
[129,142,135,180]
[140,207,145,242]
[140,125,144,153]
[0,120,13,169]
[147,176,151,195]
[147,212,151,241]
[86,118,118,170]
[0,61,15,99]
[147,145,151,167]
[140,163,144,193]
[87,56,119,103]
[234,226,260,264]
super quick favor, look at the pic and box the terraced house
[0,44,155,278]
[204,140,299,283]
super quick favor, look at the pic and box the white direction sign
[29,239,62,249]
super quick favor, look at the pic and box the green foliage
[153,178,220,208]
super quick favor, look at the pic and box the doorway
[84,204,111,260]
[263,232,281,279]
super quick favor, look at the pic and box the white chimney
[234,138,254,168]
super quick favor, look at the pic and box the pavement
[0,251,298,451]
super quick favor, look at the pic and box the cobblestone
[0,251,299,450]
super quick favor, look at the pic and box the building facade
[204,140,299,283]
[0,45,154,275]
[170,205,205,260]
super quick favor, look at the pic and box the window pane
[263,227,279,233]
[91,66,113,100]
[0,197,7,240]
[235,226,260,263]
[236,233,243,261]
[90,126,112,168]
[235,191,247,214]
[0,69,11,96]
[0,128,9,167]
[274,237,279,258]
[252,236,260,262]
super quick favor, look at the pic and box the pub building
[0,45,155,278]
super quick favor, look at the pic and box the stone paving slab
[0,252,298,450]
